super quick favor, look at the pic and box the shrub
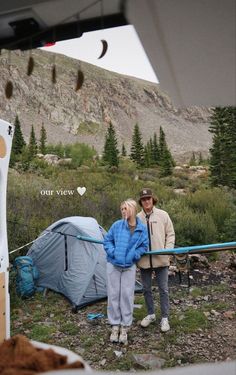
[7,166,235,254]
[222,212,236,242]
[176,209,217,246]
[119,158,138,175]
[45,142,97,167]
[163,199,218,246]
[186,188,235,235]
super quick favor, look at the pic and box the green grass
[207,252,219,262]
[133,295,146,321]
[170,308,210,334]
[29,325,57,342]
[133,295,163,322]
[81,336,97,349]
[170,282,230,300]
[189,287,206,298]
[202,301,230,311]
[32,311,44,322]
[60,322,79,335]
[208,284,229,293]
[103,352,135,371]
[157,307,212,356]
[114,354,135,371]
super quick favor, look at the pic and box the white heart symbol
[77,187,86,196]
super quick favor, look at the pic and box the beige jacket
[137,207,175,268]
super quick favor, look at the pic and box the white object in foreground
[0,119,14,343]
[32,340,91,372]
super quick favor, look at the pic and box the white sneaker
[110,326,119,342]
[160,317,170,332]
[140,314,156,328]
[119,326,128,344]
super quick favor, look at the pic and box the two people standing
[104,189,175,344]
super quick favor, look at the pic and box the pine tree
[147,138,153,165]
[10,115,26,165]
[198,152,204,165]
[209,107,231,186]
[28,125,37,160]
[159,126,165,158]
[130,123,144,166]
[152,132,160,165]
[189,152,196,166]
[159,126,174,176]
[39,124,47,154]
[102,122,119,167]
[121,143,127,157]
[10,116,25,166]
[160,146,173,176]
[143,142,152,167]
[225,107,236,188]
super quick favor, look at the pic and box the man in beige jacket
[137,188,175,332]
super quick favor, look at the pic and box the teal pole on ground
[76,235,236,255]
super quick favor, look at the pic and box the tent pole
[76,234,236,255]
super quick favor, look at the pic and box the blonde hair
[120,199,137,218]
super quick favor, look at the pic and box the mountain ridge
[0,49,212,162]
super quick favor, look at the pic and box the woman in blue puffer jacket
[104,198,148,345]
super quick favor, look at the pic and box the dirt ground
[11,252,236,371]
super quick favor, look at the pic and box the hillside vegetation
[7,162,236,257]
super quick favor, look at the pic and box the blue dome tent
[27,216,142,311]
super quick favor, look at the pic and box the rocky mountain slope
[0,49,212,161]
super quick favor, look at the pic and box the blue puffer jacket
[104,217,148,268]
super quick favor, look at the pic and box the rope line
[8,229,103,255]
[9,233,48,255]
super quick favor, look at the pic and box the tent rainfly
[28,217,107,310]
[28,216,142,311]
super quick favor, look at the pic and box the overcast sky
[41,25,158,83]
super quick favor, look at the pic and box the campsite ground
[10,251,236,371]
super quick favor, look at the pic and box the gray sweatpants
[106,262,136,326]
[140,266,169,318]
